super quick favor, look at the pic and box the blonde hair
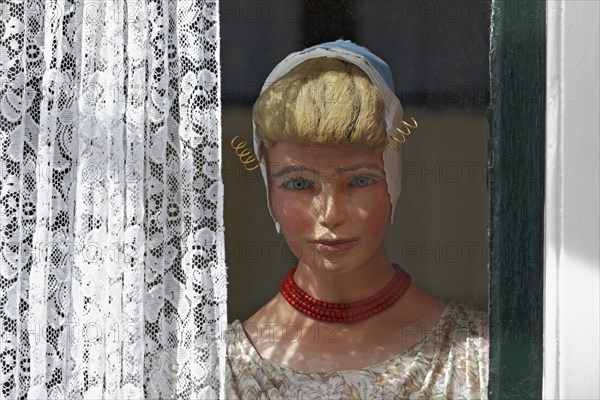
[253,57,387,151]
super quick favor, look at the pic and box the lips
[310,238,359,253]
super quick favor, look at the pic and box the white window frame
[544,1,600,399]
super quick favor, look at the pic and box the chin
[301,253,365,274]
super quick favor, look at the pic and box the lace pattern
[0,0,225,398]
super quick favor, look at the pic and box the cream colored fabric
[226,303,489,399]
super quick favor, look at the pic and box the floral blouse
[225,302,489,400]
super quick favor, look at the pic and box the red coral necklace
[279,264,411,323]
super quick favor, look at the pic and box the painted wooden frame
[488,0,545,398]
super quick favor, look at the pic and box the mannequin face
[266,142,392,274]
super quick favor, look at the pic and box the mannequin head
[251,57,394,269]
[251,40,407,233]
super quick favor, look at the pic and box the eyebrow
[272,165,318,177]
[336,162,385,175]
[272,162,385,177]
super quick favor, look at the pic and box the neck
[292,244,395,303]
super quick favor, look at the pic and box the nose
[318,186,346,229]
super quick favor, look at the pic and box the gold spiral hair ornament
[386,117,419,150]
[230,135,260,171]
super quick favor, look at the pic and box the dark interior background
[221,0,492,322]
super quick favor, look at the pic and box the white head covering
[253,40,405,233]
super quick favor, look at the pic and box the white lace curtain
[0,0,226,398]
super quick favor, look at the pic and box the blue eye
[350,176,375,187]
[283,178,313,190]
